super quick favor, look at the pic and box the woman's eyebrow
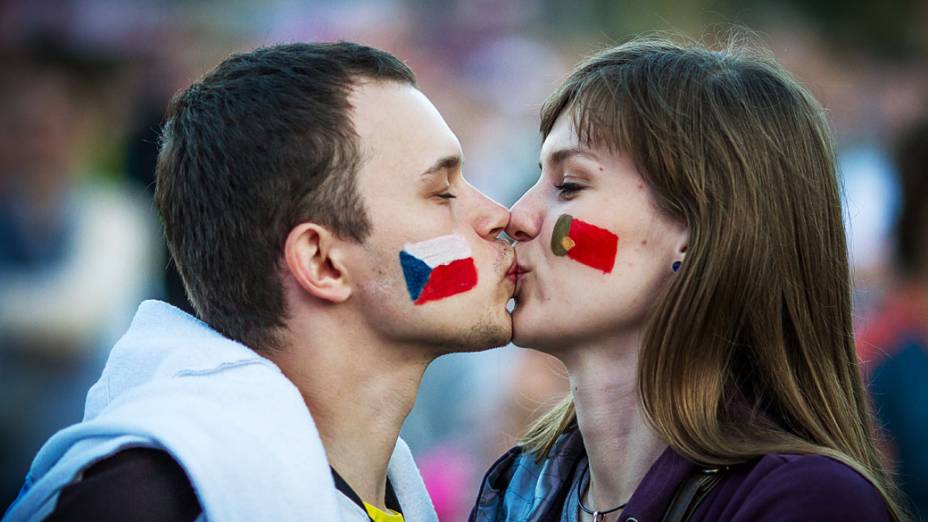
[541,147,600,169]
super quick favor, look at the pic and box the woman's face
[507,112,688,351]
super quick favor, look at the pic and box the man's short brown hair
[155,42,416,352]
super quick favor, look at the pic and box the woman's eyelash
[554,182,583,195]
[437,192,457,199]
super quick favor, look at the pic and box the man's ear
[283,223,352,303]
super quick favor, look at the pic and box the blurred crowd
[1,0,926,520]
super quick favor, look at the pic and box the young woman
[471,37,906,522]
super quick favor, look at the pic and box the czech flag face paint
[551,214,619,273]
[399,234,479,305]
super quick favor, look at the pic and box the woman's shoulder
[471,430,586,521]
[719,453,890,521]
[744,453,883,496]
[476,439,578,499]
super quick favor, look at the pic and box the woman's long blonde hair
[521,34,907,521]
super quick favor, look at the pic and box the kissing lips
[508,263,531,295]
[506,259,519,284]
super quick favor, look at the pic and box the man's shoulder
[47,448,201,522]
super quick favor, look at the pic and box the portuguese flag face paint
[551,214,619,273]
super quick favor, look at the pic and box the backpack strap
[661,467,728,522]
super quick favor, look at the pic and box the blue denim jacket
[470,428,586,522]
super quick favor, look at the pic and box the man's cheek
[399,233,478,305]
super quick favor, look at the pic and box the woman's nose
[506,192,543,242]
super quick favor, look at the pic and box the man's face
[341,81,515,353]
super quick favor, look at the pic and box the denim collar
[472,426,703,522]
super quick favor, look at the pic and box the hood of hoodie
[5,300,435,522]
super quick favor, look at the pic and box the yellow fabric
[363,501,404,522]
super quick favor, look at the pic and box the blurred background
[1,0,926,519]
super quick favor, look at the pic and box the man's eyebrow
[540,147,599,170]
[421,155,462,178]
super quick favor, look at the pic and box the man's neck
[271,316,431,511]
[560,332,666,517]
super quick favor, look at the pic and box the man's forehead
[350,81,462,181]
[351,81,452,134]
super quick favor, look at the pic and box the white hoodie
[3,300,437,522]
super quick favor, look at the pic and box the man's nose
[472,190,510,241]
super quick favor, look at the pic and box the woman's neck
[561,332,667,515]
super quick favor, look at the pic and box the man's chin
[468,321,512,352]
[416,290,514,352]
[440,313,511,354]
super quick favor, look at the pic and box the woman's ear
[283,223,352,303]
[671,227,689,272]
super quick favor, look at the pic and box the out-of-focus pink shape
[418,443,476,522]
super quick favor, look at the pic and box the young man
[4,42,514,522]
